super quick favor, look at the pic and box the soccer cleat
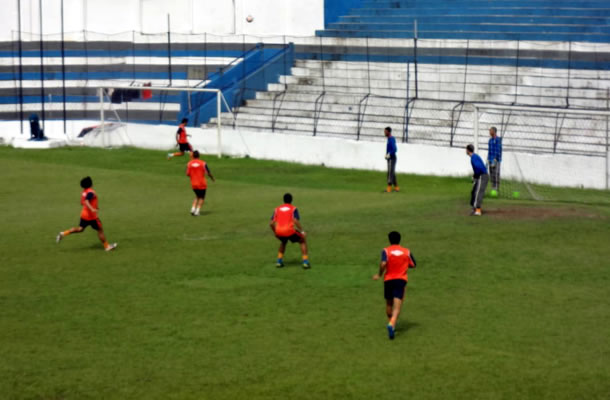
[105,243,118,252]
[473,208,482,216]
[302,259,311,269]
[276,259,284,268]
[167,153,173,160]
[393,186,400,192]
[387,323,395,340]
[386,186,392,193]
[56,232,63,243]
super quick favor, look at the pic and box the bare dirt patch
[480,206,603,220]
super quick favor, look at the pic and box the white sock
[195,207,200,215]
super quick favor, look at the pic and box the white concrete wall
[0,0,324,40]
[1,121,607,190]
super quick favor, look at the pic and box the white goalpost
[472,103,610,203]
[95,86,234,157]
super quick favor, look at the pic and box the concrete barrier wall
[2,120,607,190]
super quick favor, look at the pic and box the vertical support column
[474,106,479,153]
[217,91,222,158]
[17,0,24,134]
[61,0,66,134]
[99,88,105,147]
[38,0,45,133]
[167,14,172,86]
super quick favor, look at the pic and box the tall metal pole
[167,14,172,86]
[217,91,222,158]
[413,19,419,99]
[61,0,66,133]
[474,106,479,153]
[39,0,45,132]
[17,0,23,134]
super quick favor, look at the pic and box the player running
[269,193,310,269]
[167,118,193,159]
[56,176,117,251]
[186,151,215,216]
[372,231,416,340]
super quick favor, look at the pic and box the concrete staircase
[211,59,610,156]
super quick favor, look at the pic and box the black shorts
[384,279,407,300]
[79,218,102,231]
[193,188,206,199]
[179,143,192,152]
[276,232,304,244]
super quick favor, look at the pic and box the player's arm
[409,253,417,268]
[269,212,276,232]
[205,164,215,182]
[293,209,305,235]
[84,199,97,213]
[372,250,387,280]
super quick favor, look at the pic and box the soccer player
[186,150,215,216]
[56,176,117,251]
[269,193,310,269]
[167,118,193,159]
[372,231,416,340]
[384,126,399,193]
[487,126,502,192]
[466,144,489,216]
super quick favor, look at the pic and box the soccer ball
[246,15,254,23]
[490,189,498,197]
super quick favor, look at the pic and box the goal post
[472,103,610,204]
[95,85,232,157]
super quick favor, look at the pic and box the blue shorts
[384,279,407,300]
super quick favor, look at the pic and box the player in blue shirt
[487,127,502,191]
[466,144,489,216]
[384,127,399,193]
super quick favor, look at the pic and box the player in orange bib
[269,193,310,269]
[56,176,117,251]
[372,231,416,339]
[186,150,215,216]
[167,118,193,159]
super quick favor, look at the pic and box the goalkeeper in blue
[487,127,502,191]
[466,144,489,216]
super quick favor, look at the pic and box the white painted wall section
[0,0,324,39]
[1,121,606,190]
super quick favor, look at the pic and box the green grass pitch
[1,146,609,399]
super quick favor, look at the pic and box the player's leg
[391,157,399,191]
[474,175,489,215]
[93,219,117,251]
[385,299,393,321]
[192,189,206,216]
[276,239,287,268]
[191,197,198,215]
[470,178,479,212]
[387,280,406,339]
[298,234,310,269]
[386,159,392,192]
[496,162,501,190]
[56,220,87,242]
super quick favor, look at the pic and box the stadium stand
[317,0,610,42]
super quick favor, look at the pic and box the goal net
[91,86,233,156]
[473,104,610,205]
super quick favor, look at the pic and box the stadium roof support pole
[99,88,104,147]
[217,91,222,158]
[473,106,479,153]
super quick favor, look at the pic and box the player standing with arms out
[269,193,310,269]
[186,151,215,216]
[466,144,489,216]
[487,126,502,194]
[167,118,193,159]
[384,127,399,193]
[372,231,416,340]
[56,176,117,251]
